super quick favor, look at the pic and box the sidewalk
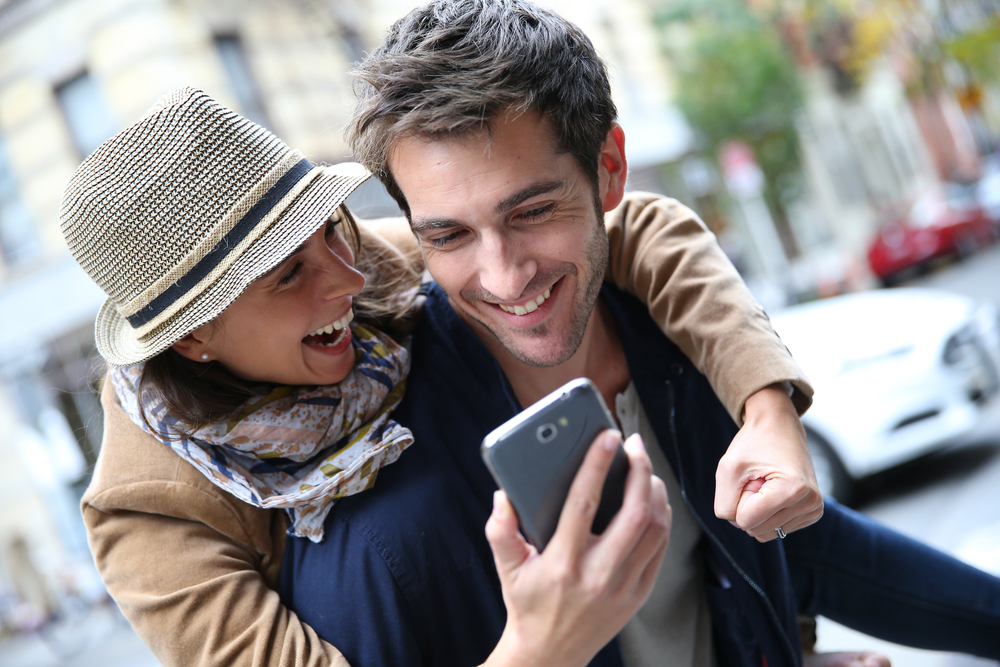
[0,602,159,667]
[815,617,998,667]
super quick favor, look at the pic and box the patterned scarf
[109,324,413,543]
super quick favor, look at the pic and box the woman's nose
[316,250,366,301]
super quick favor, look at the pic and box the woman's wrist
[742,382,797,426]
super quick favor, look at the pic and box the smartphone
[481,377,629,551]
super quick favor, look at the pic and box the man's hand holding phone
[482,430,671,667]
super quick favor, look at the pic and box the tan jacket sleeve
[604,192,813,424]
[82,383,348,667]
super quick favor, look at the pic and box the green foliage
[655,0,804,228]
[672,23,802,158]
[943,19,1000,84]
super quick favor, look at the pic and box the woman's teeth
[308,311,354,337]
[499,288,551,316]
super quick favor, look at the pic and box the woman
[69,89,904,666]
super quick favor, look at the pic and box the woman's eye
[278,261,303,286]
[325,216,341,236]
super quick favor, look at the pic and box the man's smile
[496,287,552,315]
[481,276,568,331]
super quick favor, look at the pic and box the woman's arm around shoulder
[604,192,812,422]
[604,193,823,539]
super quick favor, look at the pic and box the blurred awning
[0,254,105,377]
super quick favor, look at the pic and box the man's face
[389,112,624,367]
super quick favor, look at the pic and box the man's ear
[598,123,627,212]
[171,324,214,363]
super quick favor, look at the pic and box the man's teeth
[498,288,552,315]
[308,311,354,337]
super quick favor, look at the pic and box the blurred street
[0,601,158,667]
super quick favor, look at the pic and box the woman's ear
[171,324,214,363]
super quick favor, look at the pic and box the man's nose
[478,235,535,301]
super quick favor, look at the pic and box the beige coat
[82,193,812,667]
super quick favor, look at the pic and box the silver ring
[775,526,787,539]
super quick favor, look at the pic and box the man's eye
[519,204,554,221]
[428,230,465,248]
[278,261,303,286]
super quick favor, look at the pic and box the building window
[215,34,269,128]
[55,72,118,159]
[0,137,38,265]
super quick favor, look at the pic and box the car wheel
[956,232,978,259]
[805,429,857,505]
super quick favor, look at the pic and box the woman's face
[181,216,367,386]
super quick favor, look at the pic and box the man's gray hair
[348,0,617,216]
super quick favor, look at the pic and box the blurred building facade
[783,0,1000,294]
[634,0,1000,304]
[790,22,943,293]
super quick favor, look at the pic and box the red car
[868,184,997,286]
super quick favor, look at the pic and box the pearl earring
[201,353,209,361]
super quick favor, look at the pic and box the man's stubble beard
[482,211,610,369]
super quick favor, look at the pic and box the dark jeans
[786,499,1000,659]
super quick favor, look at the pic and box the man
[280,2,1000,666]
[283,2,799,665]
[351,0,824,542]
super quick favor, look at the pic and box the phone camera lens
[537,424,558,443]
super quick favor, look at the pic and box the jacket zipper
[664,379,800,667]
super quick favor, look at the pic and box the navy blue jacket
[281,284,802,667]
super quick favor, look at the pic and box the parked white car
[770,288,1000,503]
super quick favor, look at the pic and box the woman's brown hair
[132,206,423,439]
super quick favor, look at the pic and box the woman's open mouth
[303,311,354,348]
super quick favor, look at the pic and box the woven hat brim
[95,164,370,366]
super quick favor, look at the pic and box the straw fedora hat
[60,87,371,366]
